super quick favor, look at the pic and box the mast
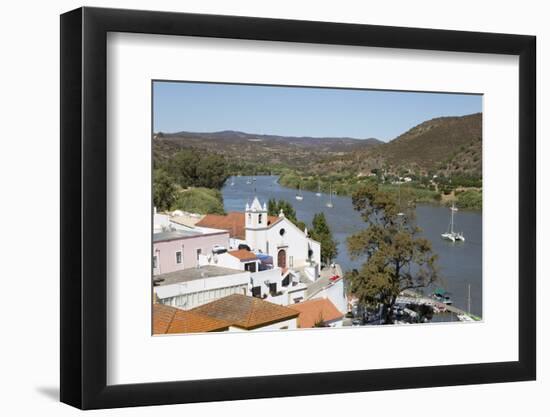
[467,284,471,315]
[450,203,454,234]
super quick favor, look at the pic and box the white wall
[265,217,321,268]
[1,1,546,417]
[154,271,251,309]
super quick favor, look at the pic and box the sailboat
[295,183,304,201]
[326,184,334,208]
[315,181,322,197]
[441,202,465,242]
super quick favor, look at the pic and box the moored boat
[441,202,465,242]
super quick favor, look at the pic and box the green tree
[196,153,227,188]
[164,148,227,189]
[153,169,176,211]
[267,199,304,231]
[310,212,338,265]
[346,182,439,324]
[166,149,199,187]
[173,187,225,215]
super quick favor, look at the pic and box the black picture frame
[60,6,536,410]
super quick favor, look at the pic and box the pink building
[153,230,229,276]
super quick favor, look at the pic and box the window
[279,228,285,236]
[251,286,261,298]
[153,255,158,269]
[244,262,257,273]
[289,256,294,268]
[176,251,182,264]
[196,248,202,260]
[282,275,290,287]
[266,241,269,254]
[258,213,263,224]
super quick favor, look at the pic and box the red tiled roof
[228,249,257,261]
[191,294,299,330]
[196,212,246,239]
[288,298,344,328]
[153,303,230,334]
[196,212,283,239]
[267,215,283,226]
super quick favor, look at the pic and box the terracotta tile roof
[288,298,344,328]
[153,303,230,334]
[228,249,257,261]
[196,212,246,239]
[191,294,299,330]
[267,215,283,226]
[196,212,283,239]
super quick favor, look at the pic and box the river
[222,175,483,317]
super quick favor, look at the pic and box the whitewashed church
[245,197,321,276]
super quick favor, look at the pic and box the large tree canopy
[346,182,439,324]
[160,148,228,190]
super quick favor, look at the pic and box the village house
[190,294,299,331]
[289,298,344,328]
[153,229,230,276]
[153,265,250,310]
[153,208,204,233]
[153,303,230,334]
[305,273,347,315]
[196,247,308,306]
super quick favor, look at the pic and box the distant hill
[154,114,482,178]
[153,130,383,171]
[316,113,482,177]
[157,130,382,149]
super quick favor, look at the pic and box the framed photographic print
[60,6,536,410]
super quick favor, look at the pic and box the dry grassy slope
[321,113,482,177]
[382,113,481,165]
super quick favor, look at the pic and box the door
[278,249,286,269]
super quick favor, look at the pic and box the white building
[153,208,201,233]
[154,265,250,310]
[199,248,308,305]
[244,197,321,280]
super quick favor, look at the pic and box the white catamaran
[441,202,465,242]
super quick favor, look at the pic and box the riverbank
[278,171,483,210]
[277,172,482,210]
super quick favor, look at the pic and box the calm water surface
[222,176,482,317]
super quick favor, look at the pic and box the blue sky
[153,81,482,142]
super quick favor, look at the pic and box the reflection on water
[222,176,482,317]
